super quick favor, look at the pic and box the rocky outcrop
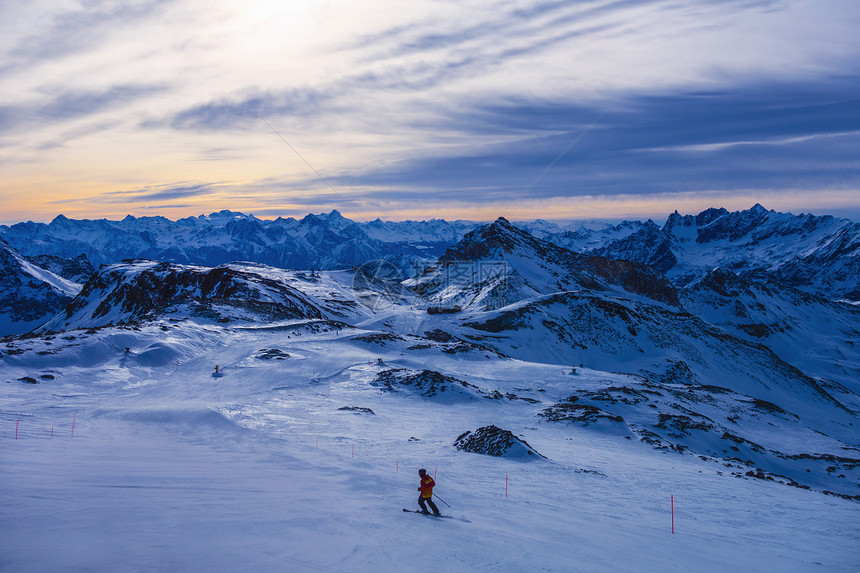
[454,425,545,459]
[38,261,325,331]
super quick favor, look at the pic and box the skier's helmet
[418,468,426,476]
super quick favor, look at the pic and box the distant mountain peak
[206,209,248,220]
[439,216,536,263]
[695,207,729,226]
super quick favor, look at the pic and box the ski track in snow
[1,321,858,572]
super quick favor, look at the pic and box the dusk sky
[1,0,859,224]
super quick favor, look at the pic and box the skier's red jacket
[418,475,435,499]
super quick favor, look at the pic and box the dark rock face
[580,254,679,305]
[695,204,770,244]
[454,425,545,459]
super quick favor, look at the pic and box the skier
[214,365,219,374]
[417,468,440,515]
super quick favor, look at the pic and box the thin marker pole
[352,444,355,458]
[506,475,508,498]
[71,413,76,437]
[434,466,437,480]
[15,420,19,440]
[51,425,54,438]
[671,495,674,534]
[396,460,399,472]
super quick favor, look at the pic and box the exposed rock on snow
[454,425,545,459]
[351,333,405,346]
[337,406,375,414]
[372,368,483,401]
[539,397,626,425]
[256,348,290,360]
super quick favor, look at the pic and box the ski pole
[433,493,451,507]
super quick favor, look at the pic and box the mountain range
[2,204,858,498]
[2,204,857,300]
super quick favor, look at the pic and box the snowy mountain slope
[585,204,860,300]
[458,289,856,437]
[0,239,80,336]
[23,253,95,284]
[20,246,858,499]
[680,268,860,390]
[1,314,858,572]
[37,261,330,332]
[406,217,678,310]
[395,218,859,491]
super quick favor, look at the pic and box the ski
[402,508,453,518]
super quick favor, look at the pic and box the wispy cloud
[49,181,225,205]
[1,0,175,76]
[39,84,167,121]
[101,182,224,203]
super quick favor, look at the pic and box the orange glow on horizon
[3,185,858,225]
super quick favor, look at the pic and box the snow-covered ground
[2,318,858,572]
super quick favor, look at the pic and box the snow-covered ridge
[38,261,329,333]
[587,204,860,301]
[1,204,855,300]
